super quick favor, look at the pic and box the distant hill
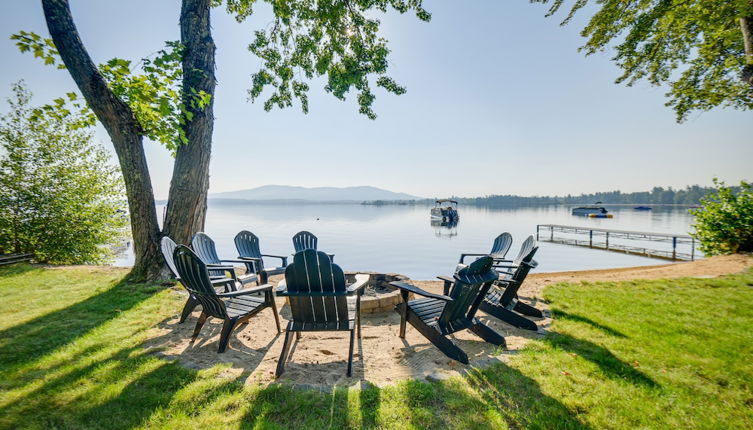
[209,185,420,202]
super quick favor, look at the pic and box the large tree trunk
[162,0,217,246]
[42,0,165,282]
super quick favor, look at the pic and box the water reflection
[431,218,459,238]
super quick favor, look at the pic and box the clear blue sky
[1,1,750,199]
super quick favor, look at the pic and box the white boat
[431,199,459,222]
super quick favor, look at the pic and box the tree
[691,179,753,255]
[18,0,430,281]
[534,0,753,121]
[0,82,127,264]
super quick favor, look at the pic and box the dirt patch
[143,254,752,389]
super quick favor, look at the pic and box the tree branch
[41,0,142,136]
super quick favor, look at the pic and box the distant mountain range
[209,185,420,202]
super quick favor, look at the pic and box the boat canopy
[435,199,458,205]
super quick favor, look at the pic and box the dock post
[536,225,540,241]
[672,237,677,260]
[550,226,553,241]
[691,238,695,261]
[589,230,593,248]
[606,232,609,249]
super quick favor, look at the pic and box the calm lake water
[116,203,699,280]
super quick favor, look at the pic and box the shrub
[0,82,128,264]
[690,179,753,255]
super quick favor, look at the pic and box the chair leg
[427,330,469,364]
[192,312,208,339]
[396,296,409,338]
[347,328,355,377]
[481,301,538,331]
[402,308,469,364]
[296,331,301,340]
[513,301,543,318]
[469,319,507,347]
[268,292,281,334]
[217,318,238,353]
[356,297,362,339]
[276,328,293,378]
[179,295,199,324]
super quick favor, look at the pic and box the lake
[115,203,699,280]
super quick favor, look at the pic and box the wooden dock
[536,224,697,261]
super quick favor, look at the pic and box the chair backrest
[489,232,513,259]
[172,245,227,319]
[513,235,537,265]
[439,256,498,329]
[234,230,263,271]
[498,244,539,306]
[191,232,221,264]
[191,232,225,277]
[292,231,318,253]
[284,249,349,325]
[160,236,180,278]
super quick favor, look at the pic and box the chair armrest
[211,278,237,292]
[459,253,489,263]
[218,283,273,297]
[220,259,258,265]
[206,264,235,271]
[346,274,369,294]
[221,258,258,272]
[437,275,454,295]
[261,254,289,267]
[493,264,519,270]
[237,256,262,261]
[390,281,453,302]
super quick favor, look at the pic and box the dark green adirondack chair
[191,232,259,286]
[392,256,506,364]
[234,230,288,284]
[172,245,280,353]
[275,249,368,377]
[292,231,334,261]
[478,237,542,331]
[160,236,236,324]
[458,232,513,264]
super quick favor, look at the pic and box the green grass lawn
[1,263,752,429]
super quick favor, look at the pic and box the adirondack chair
[172,245,280,353]
[234,230,288,284]
[478,238,542,331]
[491,235,536,272]
[392,256,506,364]
[160,236,236,324]
[275,249,368,377]
[292,231,334,261]
[191,232,259,286]
[458,232,513,264]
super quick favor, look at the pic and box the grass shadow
[551,309,628,338]
[0,279,160,372]
[464,364,593,429]
[542,332,658,388]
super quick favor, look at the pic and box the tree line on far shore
[363,185,738,207]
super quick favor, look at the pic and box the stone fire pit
[345,272,410,314]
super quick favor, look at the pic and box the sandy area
[144,254,752,388]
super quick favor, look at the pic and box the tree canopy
[534,0,753,121]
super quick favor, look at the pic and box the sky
[0,1,750,200]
